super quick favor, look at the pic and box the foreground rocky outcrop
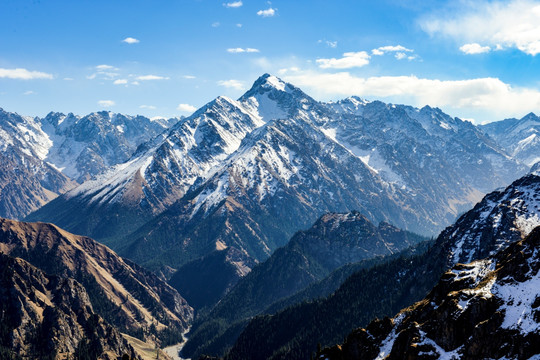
[320,227,540,360]
[0,253,138,359]
[0,218,193,343]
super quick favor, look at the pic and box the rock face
[0,107,176,219]
[0,253,138,360]
[28,74,524,276]
[481,112,540,167]
[321,227,540,360]
[0,218,193,340]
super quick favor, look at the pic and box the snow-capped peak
[250,73,289,93]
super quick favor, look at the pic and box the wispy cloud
[318,40,338,48]
[0,68,53,80]
[177,103,197,112]
[316,51,370,69]
[257,7,276,17]
[23,90,35,95]
[98,100,115,108]
[87,65,120,81]
[227,48,260,53]
[224,1,243,8]
[113,79,128,85]
[460,43,491,54]
[212,22,220,27]
[284,70,540,121]
[122,37,139,44]
[372,45,413,56]
[135,75,170,81]
[96,64,118,70]
[63,77,74,81]
[217,79,245,90]
[183,75,196,79]
[326,41,338,48]
[420,0,540,55]
[140,105,156,110]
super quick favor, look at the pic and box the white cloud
[140,105,156,110]
[63,77,74,81]
[284,70,540,122]
[122,37,139,44]
[183,75,196,79]
[0,68,53,80]
[177,103,197,112]
[113,79,128,85]
[98,100,115,107]
[460,43,491,54]
[224,1,243,8]
[212,22,220,27]
[135,75,169,81]
[372,45,413,55]
[217,79,245,90]
[316,51,370,69]
[421,0,540,55]
[395,52,407,60]
[96,64,117,70]
[23,90,35,95]
[227,47,260,53]
[236,23,243,28]
[257,8,276,17]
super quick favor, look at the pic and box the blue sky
[2,0,540,123]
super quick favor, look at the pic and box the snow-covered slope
[481,112,540,167]
[435,173,540,267]
[321,226,540,360]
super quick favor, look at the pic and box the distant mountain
[0,253,138,360]
[182,212,427,359]
[0,109,76,219]
[320,227,540,360]
[0,107,177,219]
[481,112,540,166]
[0,218,193,342]
[222,173,540,360]
[41,111,178,183]
[28,74,525,276]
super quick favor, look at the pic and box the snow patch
[493,255,540,335]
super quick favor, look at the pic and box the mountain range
[2,73,540,359]
[0,107,177,220]
[182,212,427,358]
[481,112,540,168]
[25,74,527,282]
